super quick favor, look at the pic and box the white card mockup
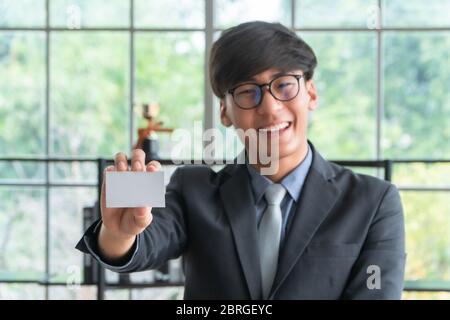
[105,171,165,208]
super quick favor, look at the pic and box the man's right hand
[98,149,161,261]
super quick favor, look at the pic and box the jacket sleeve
[75,167,188,273]
[341,184,406,299]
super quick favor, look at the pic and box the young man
[76,21,406,299]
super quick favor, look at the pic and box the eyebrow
[252,71,288,82]
[235,71,293,86]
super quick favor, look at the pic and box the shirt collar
[246,143,313,204]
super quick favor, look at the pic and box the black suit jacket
[76,143,406,299]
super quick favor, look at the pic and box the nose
[256,86,283,115]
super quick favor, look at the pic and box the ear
[305,79,318,111]
[220,99,233,127]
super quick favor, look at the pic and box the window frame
[0,0,449,299]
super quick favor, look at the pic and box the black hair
[209,21,318,98]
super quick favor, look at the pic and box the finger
[114,152,128,171]
[101,166,116,215]
[131,149,146,172]
[146,160,162,172]
[133,207,153,229]
[102,165,115,181]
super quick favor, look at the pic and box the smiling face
[220,68,318,171]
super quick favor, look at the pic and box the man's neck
[250,140,309,183]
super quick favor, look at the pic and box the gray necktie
[258,183,286,299]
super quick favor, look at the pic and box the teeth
[259,122,289,132]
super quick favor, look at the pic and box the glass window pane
[402,291,450,300]
[0,32,46,156]
[50,32,129,157]
[403,191,450,281]
[383,33,450,159]
[301,32,377,159]
[0,160,45,183]
[48,285,97,299]
[49,161,97,184]
[135,0,204,28]
[50,0,130,28]
[0,187,45,281]
[215,0,291,29]
[393,163,450,188]
[0,0,45,27]
[104,288,130,300]
[131,287,183,300]
[296,0,378,28]
[383,0,450,27]
[0,284,45,299]
[49,187,96,283]
[135,32,204,160]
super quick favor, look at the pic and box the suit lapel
[219,164,262,300]
[270,149,341,298]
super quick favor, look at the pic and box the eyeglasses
[227,74,303,110]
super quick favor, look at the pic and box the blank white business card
[105,171,165,208]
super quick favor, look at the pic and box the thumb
[146,160,162,172]
[101,165,116,213]
[132,206,152,229]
